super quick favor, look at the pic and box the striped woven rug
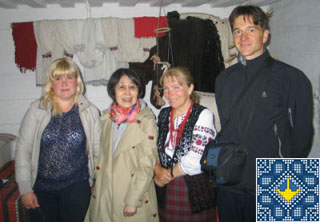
[0,161,28,222]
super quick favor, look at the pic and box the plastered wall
[0,1,319,157]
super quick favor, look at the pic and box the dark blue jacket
[215,50,313,194]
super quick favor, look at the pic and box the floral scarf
[109,100,141,125]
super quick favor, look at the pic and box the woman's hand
[21,192,40,209]
[153,175,165,187]
[154,161,173,185]
[123,204,137,217]
[90,185,95,194]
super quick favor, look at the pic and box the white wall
[0,1,319,157]
[0,3,234,136]
[268,0,320,157]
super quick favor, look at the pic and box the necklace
[169,102,193,150]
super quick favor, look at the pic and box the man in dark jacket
[215,5,313,222]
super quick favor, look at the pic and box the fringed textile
[12,22,37,73]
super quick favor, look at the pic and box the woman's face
[115,75,139,109]
[162,77,193,112]
[52,74,77,102]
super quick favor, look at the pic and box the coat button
[93,194,96,199]
[131,173,134,177]
[153,214,157,217]
[132,146,135,149]
[96,166,100,170]
[137,120,141,124]
[145,200,148,204]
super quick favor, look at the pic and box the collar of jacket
[240,49,270,67]
[37,94,90,112]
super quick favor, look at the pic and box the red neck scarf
[109,100,141,125]
[169,102,194,149]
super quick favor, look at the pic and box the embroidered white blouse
[164,108,216,176]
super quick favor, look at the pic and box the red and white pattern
[164,108,216,175]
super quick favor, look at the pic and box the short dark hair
[229,5,269,31]
[107,68,145,102]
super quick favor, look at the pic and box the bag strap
[219,57,274,149]
[239,57,274,146]
[221,57,273,129]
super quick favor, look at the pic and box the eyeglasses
[116,84,138,92]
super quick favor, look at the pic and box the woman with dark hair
[154,67,217,221]
[86,68,159,222]
[15,57,101,222]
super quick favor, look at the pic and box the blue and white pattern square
[256,158,319,221]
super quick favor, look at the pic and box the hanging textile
[157,11,225,93]
[11,22,37,73]
[134,16,169,38]
[180,13,237,68]
[33,20,64,85]
[11,16,172,86]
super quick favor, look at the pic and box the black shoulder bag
[200,58,273,186]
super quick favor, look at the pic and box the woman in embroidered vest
[15,57,101,222]
[85,68,159,222]
[154,67,217,221]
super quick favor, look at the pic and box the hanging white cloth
[101,17,119,49]
[33,20,64,85]
[54,19,76,55]
[113,18,156,63]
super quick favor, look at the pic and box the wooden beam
[58,0,75,7]
[149,0,177,7]
[87,0,103,7]
[181,0,211,7]
[119,0,138,6]
[251,0,281,6]
[0,0,17,8]
[211,0,246,7]
[19,0,47,8]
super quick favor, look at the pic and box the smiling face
[115,75,139,109]
[232,15,269,60]
[52,74,77,103]
[162,76,193,115]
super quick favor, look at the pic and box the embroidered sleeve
[179,109,216,175]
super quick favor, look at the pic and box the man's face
[232,15,269,60]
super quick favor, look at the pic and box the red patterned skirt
[159,176,216,222]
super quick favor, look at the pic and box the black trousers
[216,187,255,222]
[28,180,91,222]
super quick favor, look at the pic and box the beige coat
[15,95,101,195]
[85,106,159,222]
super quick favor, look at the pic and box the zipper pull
[288,108,294,128]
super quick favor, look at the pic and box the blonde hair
[41,57,84,115]
[160,67,199,104]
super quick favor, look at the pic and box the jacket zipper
[288,108,294,128]
[273,124,283,157]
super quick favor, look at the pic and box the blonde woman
[15,57,101,222]
[154,67,217,221]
